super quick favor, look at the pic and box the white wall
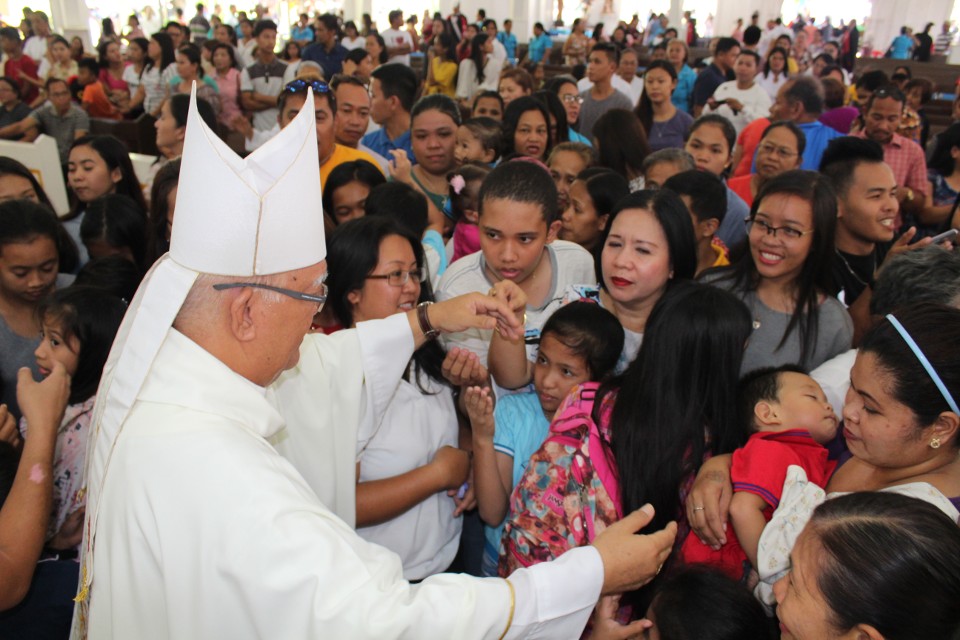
[866,0,954,56]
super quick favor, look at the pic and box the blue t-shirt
[568,128,593,146]
[672,64,697,114]
[290,25,314,41]
[361,128,415,165]
[889,35,913,59]
[750,121,841,174]
[497,32,518,60]
[481,392,550,576]
[528,33,553,63]
[716,185,749,249]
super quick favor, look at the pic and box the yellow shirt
[711,238,730,268]
[319,144,384,187]
[425,59,458,97]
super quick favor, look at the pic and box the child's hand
[49,507,85,551]
[450,466,477,516]
[464,386,495,439]
[488,280,528,322]
[0,404,21,450]
[590,595,654,640]
[387,149,413,184]
[442,347,489,387]
[431,446,471,491]
[17,364,70,440]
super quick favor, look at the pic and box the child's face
[78,67,95,86]
[761,372,838,443]
[479,196,558,285]
[472,96,502,120]
[454,126,489,166]
[906,87,922,111]
[533,333,591,417]
[35,317,80,378]
[458,179,482,223]
[331,180,370,225]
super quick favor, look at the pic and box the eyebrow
[754,211,807,226]
[849,379,880,404]
[480,224,540,235]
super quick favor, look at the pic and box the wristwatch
[416,301,440,340]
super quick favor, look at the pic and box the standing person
[913,22,934,61]
[757,46,789,100]
[424,32,458,98]
[73,86,676,640]
[0,27,39,106]
[331,75,389,171]
[381,10,414,66]
[210,42,241,130]
[498,19,518,63]
[362,64,418,161]
[240,20,286,133]
[447,3,469,42]
[666,39,697,114]
[563,19,589,66]
[525,22,553,65]
[615,48,643,105]
[290,13,315,46]
[691,37,740,117]
[704,50,771,135]
[887,27,915,60]
[702,170,853,374]
[577,43,633,139]
[636,60,693,152]
[23,11,51,62]
[455,33,499,109]
[189,3,211,46]
[934,21,955,56]
[302,14,348,79]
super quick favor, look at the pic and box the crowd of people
[0,3,959,639]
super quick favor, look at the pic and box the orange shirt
[319,144,384,187]
[727,174,754,208]
[82,81,120,120]
[733,117,768,179]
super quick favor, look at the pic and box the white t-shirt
[435,240,598,367]
[355,372,460,581]
[122,65,142,96]
[342,36,365,50]
[455,57,501,101]
[756,72,789,101]
[381,28,414,65]
[24,35,46,62]
[704,81,772,135]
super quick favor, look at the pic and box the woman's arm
[355,445,470,527]
[685,454,733,549]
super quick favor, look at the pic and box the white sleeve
[456,60,475,99]
[239,67,253,92]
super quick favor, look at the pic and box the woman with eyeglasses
[727,120,805,207]
[326,215,468,581]
[701,170,852,374]
[546,75,592,145]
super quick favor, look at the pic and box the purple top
[819,106,860,135]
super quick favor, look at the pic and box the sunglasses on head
[283,79,330,94]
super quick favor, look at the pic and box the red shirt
[4,54,39,104]
[733,117,769,178]
[727,174,754,208]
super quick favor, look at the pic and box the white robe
[84,327,604,639]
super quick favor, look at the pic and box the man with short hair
[0,27,39,105]
[692,36,739,116]
[741,25,762,52]
[934,21,955,56]
[852,85,929,232]
[705,50,771,134]
[381,10,414,65]
[332,75,389,172]
[165,21,186,48]
[361,64,418,162]
[498,19,517,62]
[765,76,840,170]
[615,48,643,105]
[240,20,287,132]
[24,10,51,62]
[576,43,634,137]
[189,3,211,45]
[302,14,347,79]
[74,86,676,640]
[0,78,88,163]
[525,22,552,64]
[290,13,314,45]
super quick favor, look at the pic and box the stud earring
[930,437,942,450]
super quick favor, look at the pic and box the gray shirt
[703,275,853,375]
[30,103,90,164]
[576,88,634,140]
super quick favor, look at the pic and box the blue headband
[886,314,960,415]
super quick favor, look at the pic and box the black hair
[168,91,217,131]
[820,76,846,109]
[434,31,457,63]
[367,33,388,64]
[461,117,502,157]
[176,43,205,77]
[636,60,677,133]
[0,27,22,44]
[600,281,751,568]
[0,75,20,100]
[147,32,176,73]
[97,38,120,68]
[321,160,386,225]
[689,114,736,155]
[761,120,806,157]
[783,75,825,115]
[859,304,960,434]
[854,69,889,92]
[344,47,369,66]
[215,24,237,46]
[146,158,180,265]
[316,13,339,34]
[0,158,79,272]
[736,364,808,433]
[737,49,761,66]
[128,37,150,62]
[808,492,960,638]
[326,216,448,392]
[468,33,490,84]
[447,162,490,222]
[66,135,148,221]
[78,57,100,76]
[210,41,238,69]
[929,121,960,180]
[578,169,629,228]
[648,566,770,640]
[411,93,462,131]
[532,90,569,146]
[253,19,278,37]
[590,41,620,65]
[472,90,504,116]
[743,25,762,45]
[37,286,127,405]
[79,194,149,272]
[864,84,906,113]
[663,169,727,224]
[371,63,419,113]
[479,158,558,224]
[715,36,741,54]
[74,255,142,302]
[0,200,62,268]
[712,170,837,366]
[593,109,651,177]
[819,136,884,197]
[365,182,429,240]
[501,95,551,159]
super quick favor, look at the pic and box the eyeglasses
[744,217,814,241]
[212,281,328,313]
[283,79,331,94]
[365,269,426,287]
[757,142,798,158]
[561,94,584,105]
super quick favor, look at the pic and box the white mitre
[72,84,324,633]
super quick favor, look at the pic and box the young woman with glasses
[701,170,853,374]
[324,215,469,581]
[727,120,805,207]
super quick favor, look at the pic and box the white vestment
[84,327,603,639]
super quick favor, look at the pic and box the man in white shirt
[381,10,414,65]
[615,48,644,105]
[705,50,771,134]
[73,87,677,640]
[23,11,50,61]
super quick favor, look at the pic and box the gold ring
[693,506,705,511]
[489,288,497,296]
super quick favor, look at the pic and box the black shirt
[829,245,889,306]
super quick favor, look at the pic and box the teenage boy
[692,36,740,117]
[662,170,729,276]
[76,59,120,119]
[577,42,633,138]
[361,64,418,162]
[436,162,596,370]
[240,20,287,132]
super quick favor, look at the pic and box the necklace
[835,249,875,289]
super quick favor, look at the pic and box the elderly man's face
[267,260,328,381]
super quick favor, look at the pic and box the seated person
[662,170,728,276]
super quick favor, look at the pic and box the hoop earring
[930,437,942,450]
